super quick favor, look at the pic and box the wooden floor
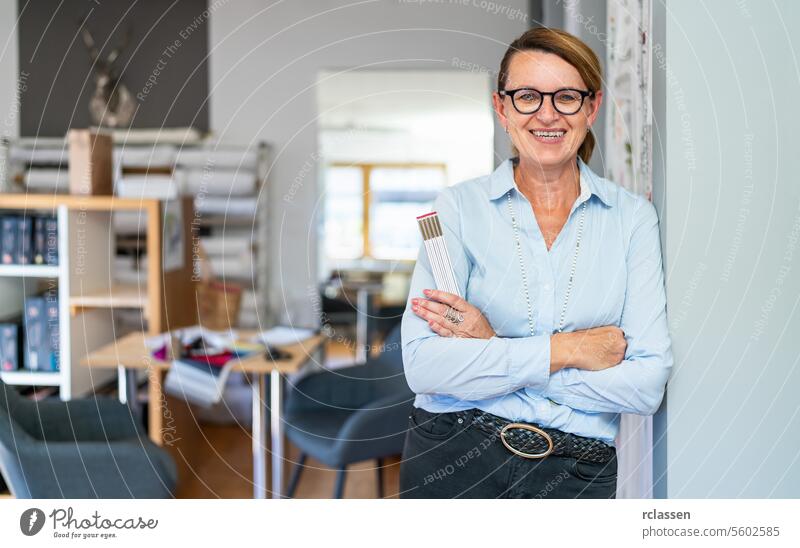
[174,423,401,499]
[174,339,402,499]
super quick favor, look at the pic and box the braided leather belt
[459,410,615,464]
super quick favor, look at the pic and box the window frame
[326,161,448,261]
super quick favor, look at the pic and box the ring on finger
[444,306,464,325]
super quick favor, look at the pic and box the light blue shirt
[401,157,673,445]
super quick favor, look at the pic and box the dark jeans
[399,407,617,499]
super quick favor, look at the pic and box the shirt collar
[488,156,614,208]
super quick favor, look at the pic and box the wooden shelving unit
[3,138,273,329]
[0,264,60,277]
[69,283,148,314]
[0,370,61,387]
[0,194,197,402]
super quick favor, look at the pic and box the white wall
[0,1,18,139]
[208,0,529,326]
[654,0,800,497]
[317,69,494,185]
[650,0,669,498]
[0,1,20,312]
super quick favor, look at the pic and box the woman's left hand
[411,289,496,339]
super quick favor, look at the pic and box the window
[324,163,446,262]
[323,166,364,260]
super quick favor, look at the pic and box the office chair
[284,324,413,498]
[0,379,177,498]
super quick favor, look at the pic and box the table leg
[148,369,165,445]
[117,366,140,416]
[355,289,369,364]
[270,368,284,499]
[252,373,267,499]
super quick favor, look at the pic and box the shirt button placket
[540,255,556,334]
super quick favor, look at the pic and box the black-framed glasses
[499,87,595,115]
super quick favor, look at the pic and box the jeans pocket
[409,407,461,440]
[570,455,618,484]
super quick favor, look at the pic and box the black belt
[457,409,616,464]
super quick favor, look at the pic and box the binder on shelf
[32,215,59,265]
[44,216,58,265]
[45,290,59,371]
[23,296,44,371]
[0,320,23,372]
[23,289,59,372]
[0,214,58,266]
[33,216,46,264]
[1,216,17,265]
[16,217,33,264]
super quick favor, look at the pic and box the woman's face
[493,50,602,169]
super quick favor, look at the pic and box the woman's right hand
[551,326,627,372]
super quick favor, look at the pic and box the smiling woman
[399,27,673,499]
[495,29,603,169]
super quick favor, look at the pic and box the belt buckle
[500,422,554,459]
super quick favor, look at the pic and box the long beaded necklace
[506,190,587,336]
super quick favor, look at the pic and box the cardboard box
[68,129,113,195]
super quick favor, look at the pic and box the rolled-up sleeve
[543,199,674,415]
[401,187,552,401]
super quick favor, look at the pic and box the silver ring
[444,306,464,325]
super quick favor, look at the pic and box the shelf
[0,263,60,277]
[0,193,161,212]
[70,283,148,313]
[0,370,61,386]
[197,215,258,227]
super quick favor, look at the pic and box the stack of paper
[162,326,242,407]
[112,211,149,235]
[195,196,257,216]
[178,168,257,196]
[176,148,258,169]
[116,145,176,168]
[117,175,179,199]
[200,233,252,255]
[10,146,67,165]
[254,326,316,346]
[24,168,68,192]
[164,358,236,408]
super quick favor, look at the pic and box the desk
[82,331,324,499]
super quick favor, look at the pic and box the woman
[399,27,673,499]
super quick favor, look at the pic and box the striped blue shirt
[401,157,673,445]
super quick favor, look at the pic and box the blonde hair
[497,27,602,164]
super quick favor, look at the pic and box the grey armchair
[284,324,413,498]
[0,379,177,498]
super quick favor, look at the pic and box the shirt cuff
[504,335,551,392]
